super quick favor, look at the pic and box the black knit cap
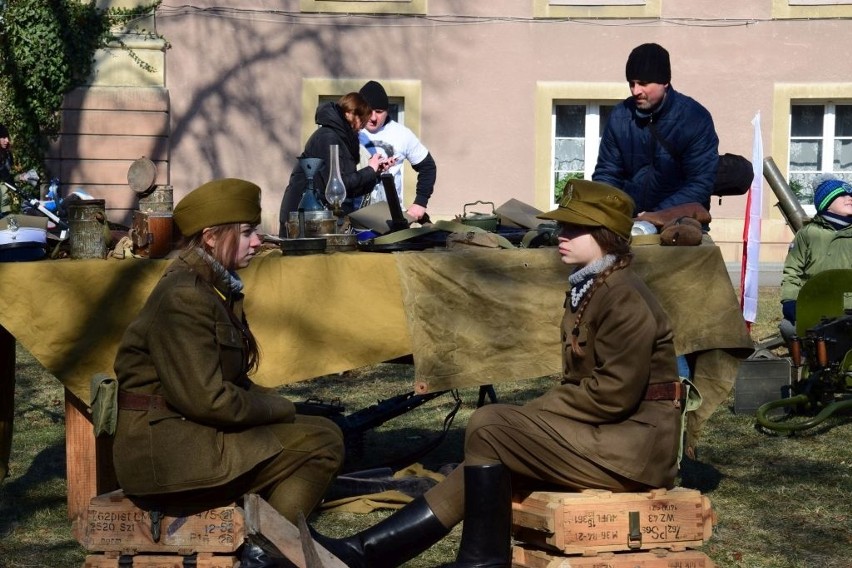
[359,81,389,110]
[625,43,671,84]
[0,124,9,138]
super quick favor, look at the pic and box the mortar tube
[763,157,810,233]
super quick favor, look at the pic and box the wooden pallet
[512,487,715,555]
[512,544,716,568]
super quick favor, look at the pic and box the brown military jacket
[112,248,295,495]
[525,267,681,489]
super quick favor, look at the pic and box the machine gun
[756,270,852,433]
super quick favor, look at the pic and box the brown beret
[537,180,635,240]
[173,178,262,237]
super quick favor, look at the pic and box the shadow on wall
[156,7,443,233]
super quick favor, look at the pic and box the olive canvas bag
[90,372,118,437]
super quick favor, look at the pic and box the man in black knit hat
[593,43,719,219]
[356,80,437,222]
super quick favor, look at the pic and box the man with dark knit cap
[593,43,719,219]
[356,80,437,221]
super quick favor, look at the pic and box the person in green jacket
[112,178,344,567]
[312,180,684,568]
[780,175,852,341]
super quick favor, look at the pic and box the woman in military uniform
[112,178,344,565]
[313,181,684,568]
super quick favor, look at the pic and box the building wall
[50,5,169,227]
[142,1,852,267]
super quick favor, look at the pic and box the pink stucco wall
[151,1,852,263]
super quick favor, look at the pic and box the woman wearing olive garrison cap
[112,179,344,567]
[312,180,683,568]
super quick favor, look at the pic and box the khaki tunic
[525,267,681,487]
[425,267,681,526]
[112,249,340,497]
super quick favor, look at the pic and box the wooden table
[0,244,753,519]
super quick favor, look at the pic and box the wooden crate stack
[73,490,244,567]
[511,487,717,568]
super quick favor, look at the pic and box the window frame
[771,83,852,217]
[788,101,852,206]
[535,82,625,211]
[772,0,852,18]
[300,0,427,15]
[533,0,660,19]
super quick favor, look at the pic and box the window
[535,82,625,212]
[552,103,614,202]
[772,0,852,18]
[300,0,426,14]
[533,0,660,19]
[788,102,852,204]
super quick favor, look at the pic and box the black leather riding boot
[310,495,449,568]
[449,463,512,568]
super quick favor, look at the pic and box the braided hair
[569,226,633,356]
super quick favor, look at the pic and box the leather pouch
[90,373,118,437]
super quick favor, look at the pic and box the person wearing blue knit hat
[779,174,852,342]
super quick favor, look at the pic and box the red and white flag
[740,112,763,326]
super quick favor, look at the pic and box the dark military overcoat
[113,248,296,495]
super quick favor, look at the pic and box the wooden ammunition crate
[73,490,245,555]
[83,552,238,567]
[512,544,716,568]
[512,487,715,555]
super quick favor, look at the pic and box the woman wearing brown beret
[312,181,684,568]
[112,178,344,567]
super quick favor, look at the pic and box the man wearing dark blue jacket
[593,43,719,217]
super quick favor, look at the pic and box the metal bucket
[287,210,335,238]
[138,185,174,214]
[68,199,108,259]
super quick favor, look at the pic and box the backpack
[714,153,754,197]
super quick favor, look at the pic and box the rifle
[295,389,462,471]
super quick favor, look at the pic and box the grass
[1,287,851,567]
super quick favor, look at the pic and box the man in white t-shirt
[357,81,437,221]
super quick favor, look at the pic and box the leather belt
[118,390,171,411]
[644,381,685,406]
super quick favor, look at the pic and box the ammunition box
[512,487,715,556]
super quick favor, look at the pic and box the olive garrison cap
[173,178,262,237]
[537,180,635,240]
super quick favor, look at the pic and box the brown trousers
[132,415,344,524]
[424,404,649,528]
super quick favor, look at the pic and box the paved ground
[725,262,783,287]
